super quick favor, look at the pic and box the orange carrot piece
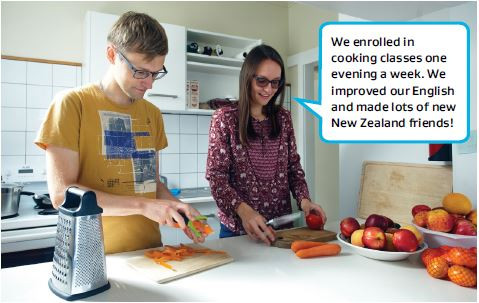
[295,244,341,259]
[291,240,327,253]
[144,244,227,271]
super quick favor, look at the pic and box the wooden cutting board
[126,244,233,283]
[273,227,337,248]
[358,161,452,225]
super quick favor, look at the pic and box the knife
[266,212,302,229]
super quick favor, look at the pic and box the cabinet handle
[147,93,179,98]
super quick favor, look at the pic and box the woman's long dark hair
[238,44,285,146]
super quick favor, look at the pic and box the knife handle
[173,212,189,225]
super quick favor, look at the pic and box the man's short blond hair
[107,11,168,61]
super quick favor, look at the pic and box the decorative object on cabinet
[235,51,248,59]
[188,80,200,109]
[214,45,224,56]
[187,42,199,53]
[199,45,213,56]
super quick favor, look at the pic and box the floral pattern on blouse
[205,105,311,233]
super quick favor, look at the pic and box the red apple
[340,217,360,237]
[453,219,477,236]
[306,213,324,230]
[413,210,429,227]
[365,214,389,231]
[385,227,400,234]
[412,204,431,216]
[392,229,419,252]
[450,214,466,224]
[362,227,386,250]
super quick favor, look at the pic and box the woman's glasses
[254,76,283,89]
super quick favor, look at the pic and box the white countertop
[1,222,476,302]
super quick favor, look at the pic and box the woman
[206,44,327,245]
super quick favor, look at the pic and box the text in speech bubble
[294,22,470,143]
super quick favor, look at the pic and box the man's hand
[141,200,205,243]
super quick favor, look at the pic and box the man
[35,11,204,254]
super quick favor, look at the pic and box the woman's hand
[237,202,275,245]
[301,199,327,225]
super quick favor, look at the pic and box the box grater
[48,187,110,301]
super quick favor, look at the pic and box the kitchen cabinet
[186,29,261,110]
[83,11,186,110]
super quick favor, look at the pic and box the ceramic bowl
[336,233,428,261]
[412,223,477,248]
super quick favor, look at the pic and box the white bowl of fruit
[411,193,476,248]
[337,216,427,261]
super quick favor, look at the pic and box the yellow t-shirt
[35,84,168,254]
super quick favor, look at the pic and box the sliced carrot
[291,240,327,253]
[144,244,227,270]
[295,244,341,259]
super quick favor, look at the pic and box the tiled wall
[160,113,211,189]
[1,58,212,188]
[1,59,82,182]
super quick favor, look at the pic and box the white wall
[338,3,477,218]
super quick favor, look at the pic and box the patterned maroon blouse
[206,105,311,233]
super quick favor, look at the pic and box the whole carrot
[295,244,341,259]
[291,240,327,253]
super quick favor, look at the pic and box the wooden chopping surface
[126,244,233,283]
[273,227,337,248]
[358,161,452,225]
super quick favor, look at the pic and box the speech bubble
[294,22,470,143]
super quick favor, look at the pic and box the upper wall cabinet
[146,23,186,110]
[186,29,261,105]
[83,11,186,110]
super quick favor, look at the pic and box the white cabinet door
[83,11,118,84]
[83,11,186,111]
[145,23,186,111]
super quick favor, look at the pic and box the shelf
[187,28,260,50]
[187,61,241,75]
[187,53,244,67]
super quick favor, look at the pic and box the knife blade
[266,212,302,228]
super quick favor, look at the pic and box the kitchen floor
[1,247,54,268]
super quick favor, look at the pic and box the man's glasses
[254,76,283,89]
[117,51,167,80]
